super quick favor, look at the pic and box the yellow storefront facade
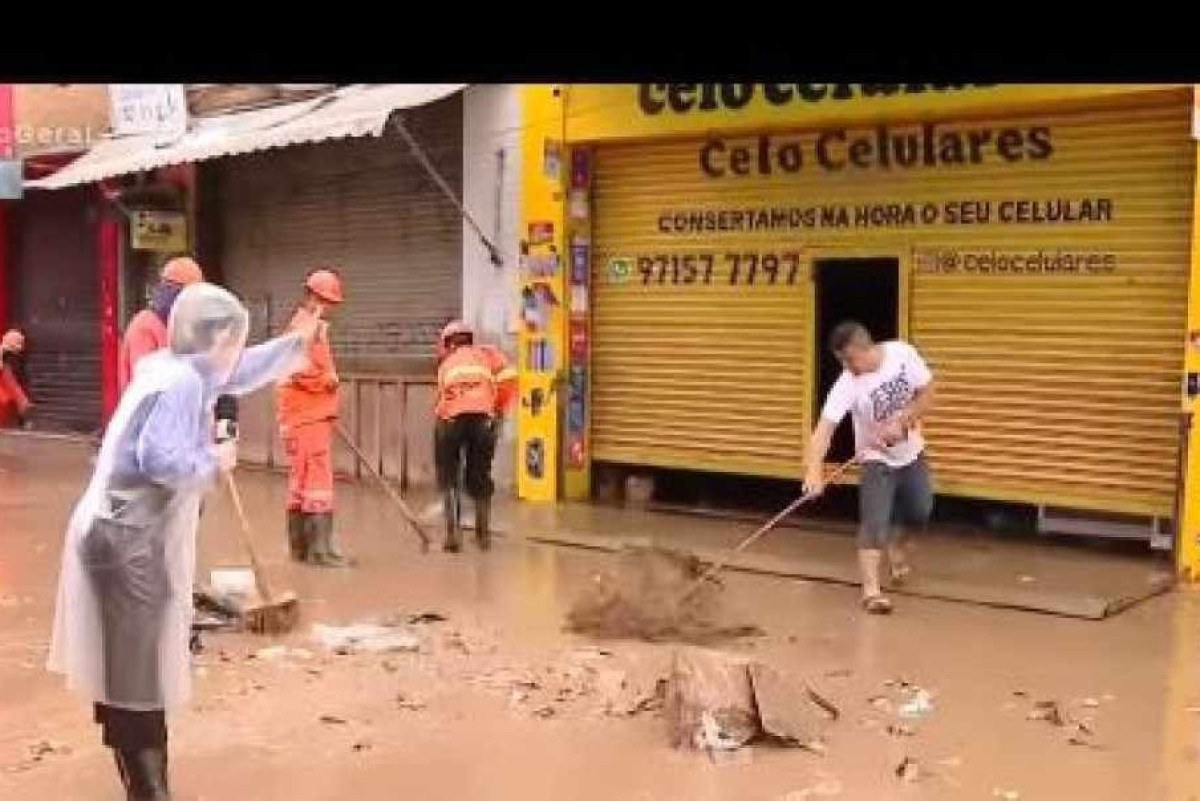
[517,83,1200,578]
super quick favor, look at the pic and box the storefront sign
[699,124,1052,177]
[563,84,1168,143]
[131,210,188,252]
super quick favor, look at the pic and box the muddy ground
[1,437,1199,800]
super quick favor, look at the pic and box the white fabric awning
[28,84,466,190]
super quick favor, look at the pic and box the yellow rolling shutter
[590,89,1192,516]
[591,144,814,479]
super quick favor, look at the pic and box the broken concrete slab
[748,663,832,747]
[665,648,758,750]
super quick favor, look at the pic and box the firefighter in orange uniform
[0,329,31,429]
[276,269,349,567]
[118,256,204,393]
[435,321,518,552]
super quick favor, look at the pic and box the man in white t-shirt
[802,321,936,614]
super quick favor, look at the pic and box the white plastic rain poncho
[47,283,307,711]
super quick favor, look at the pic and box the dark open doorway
[814,257,901,462]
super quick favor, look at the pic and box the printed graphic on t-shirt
[869,365,914,423]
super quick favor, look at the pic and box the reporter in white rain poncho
[47,283,318,800]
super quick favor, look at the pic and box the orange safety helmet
[161,256,204,286]
[305,268,344,304]
[1,329,25,353]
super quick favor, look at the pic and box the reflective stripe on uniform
[440,364,495,387]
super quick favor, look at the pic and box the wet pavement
[2,434,1200,800]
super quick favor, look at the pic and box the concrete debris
[665,648,758,750]
[313,623,420,655]
[749,663,833,748]
[665,648,835,752]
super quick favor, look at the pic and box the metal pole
[391,115,503,268]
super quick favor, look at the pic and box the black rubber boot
[287,510,308,562]
[307,513,350,569]
[442,492,461,553]
[474,496,492,551]
[117,746,170,800]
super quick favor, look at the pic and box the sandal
[862,595,893,615]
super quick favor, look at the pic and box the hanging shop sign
[109,84,188,143]
[130,210,188,252]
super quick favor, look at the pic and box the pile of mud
[566,546,760,643]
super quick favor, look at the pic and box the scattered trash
[254,645,289,661]
[1081,697,1100,708]
[886,723,916,737]
[895,756,922,783]
[1027,700,1065,727]
[1012,690,1029,698]
[936,756,964,768]
[899,689,935,719]
[1018,575,1036,583]
[319,715,348,725]
[780,774,843,799]
[28,741,70,760]
[533,705,556,719]
[408,612,448,625]
[396,693,427,712]
[1101,693,1116,703]
[313,623,420,655]
[352,741,372,752]
[382,659,400,674]
[993,789,1021,800]
[868,696,892,713]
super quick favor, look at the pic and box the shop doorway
[814,257,900,462]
